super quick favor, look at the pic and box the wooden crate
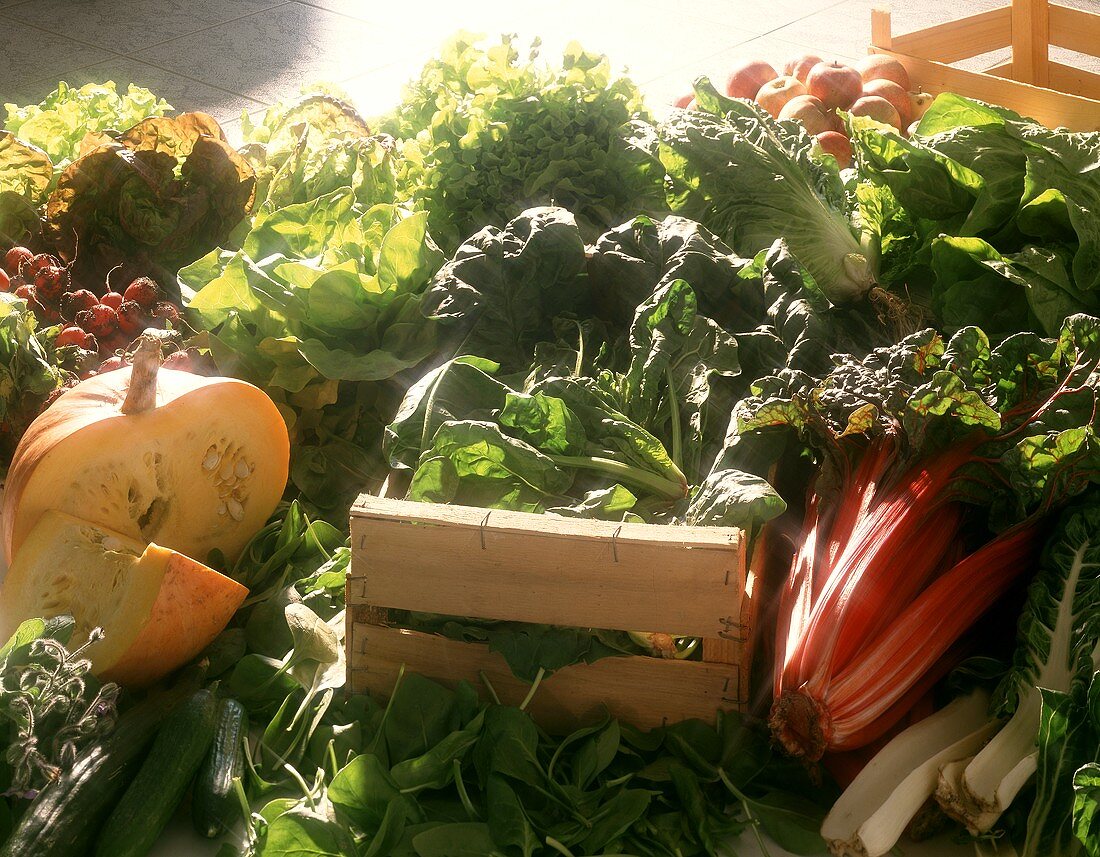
[347,496,759,733]
[870,0,1100,131]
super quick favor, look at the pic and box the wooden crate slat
[984,60,1017,79]
[890,7,1012,63]
[869,47,1100,131]
[1048,61,1100,101]
[350,497,745,640]
[348,624,744,732]
[1048,3,1100,56]
[1012,0,1051,87]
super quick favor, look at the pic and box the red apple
[850,95,902,129]
[778,94,839,135]
[806,61,863,110]
[816,130,852,168]
[784,53,824,83]
[909,90,935,121]
[755,75,808,117]
[856,54,911,90]
[674,93,696,109]
[861,79,912,128]
[726,59,779,100]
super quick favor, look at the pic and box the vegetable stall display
[0,26,1097,857]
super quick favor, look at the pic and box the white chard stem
[822,690,996,857]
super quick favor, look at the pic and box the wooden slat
[890,7,1012,63]
[1012,0,1051,87]
[870,6,893,50]
[869,47,1100,131]
[1048,3,1100,56]
[984,60,1016,79]
[349,496,745,639]
[349,625,744,732]
[1048,61,1100,101]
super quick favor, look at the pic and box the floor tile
[3,0,284,53]
[27,56,267,123]
[0,19,109,96]
[508,0,760,85]
[133,2,404,106]
[769,0,1009,61]
[637,0,845,30]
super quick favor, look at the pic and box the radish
[101,291,124,310]
[76,305,119,339]
[33,266,68,303]
[60,289,99,320]
[116,300,149,336]
[4,246,33,276]
[123,277,159,308]
[0,269,9,292]
[56,326,92,349]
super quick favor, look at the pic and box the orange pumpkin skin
[100,548,247,685]
[3,354,289,565]
[0,510,247,686]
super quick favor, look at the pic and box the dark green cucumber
[0,681,194,857]
[93,687,219,857]
[192,697,249,838]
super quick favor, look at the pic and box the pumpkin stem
[121,331,166,415]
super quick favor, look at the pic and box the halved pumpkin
[3,334,289,564]
[0,510,247,685]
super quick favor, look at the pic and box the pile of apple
[1,245,184,358]
[677,54,933,168]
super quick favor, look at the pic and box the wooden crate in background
[870,0,1100,131]
[346,496,759,733]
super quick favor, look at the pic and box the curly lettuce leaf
[377,33,655,251]
[4,81,170,173]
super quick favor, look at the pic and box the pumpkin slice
[0,510,247,685]
[3,334,289,564]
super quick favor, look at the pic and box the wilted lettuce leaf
[4,81,171,175]
[0,131,52,201]
[0,191,41,248]
[376,33,656,251]
[46,112,255,291]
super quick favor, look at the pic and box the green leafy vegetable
[183,190,444,513]
[377,33,656,251]
[45,112,255,291]
[4,81,171,175]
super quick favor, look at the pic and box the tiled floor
[2,0,1098,139]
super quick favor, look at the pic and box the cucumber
[0,681,194,857]
[93,688,219,857]
[192,697,249,838]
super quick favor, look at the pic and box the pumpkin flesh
[3,362,289,564]
[0,510,247,685]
